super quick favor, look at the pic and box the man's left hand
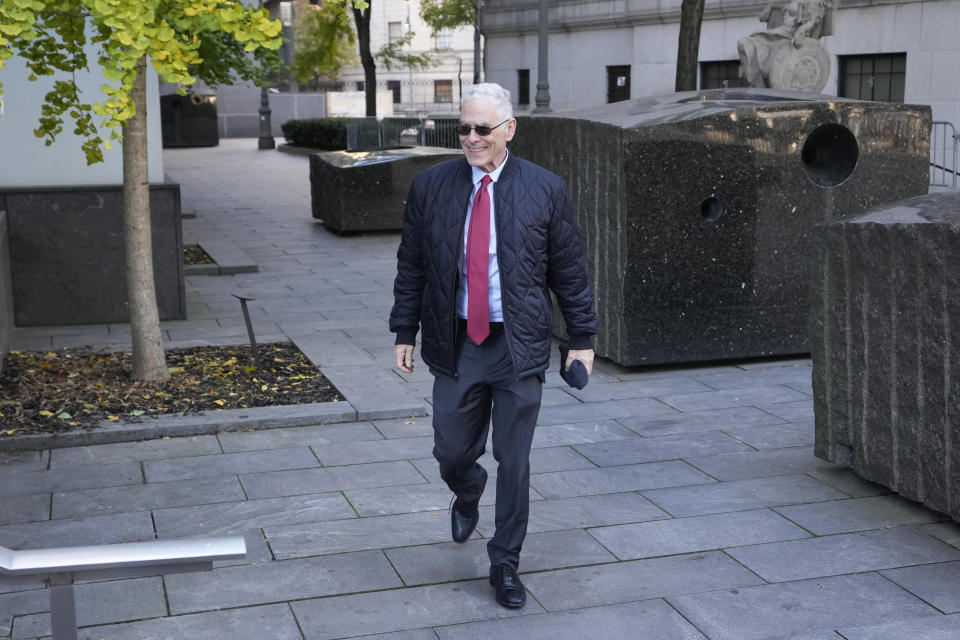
[565,348,595,375]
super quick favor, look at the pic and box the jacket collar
[457,150,518,189]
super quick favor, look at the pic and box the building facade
[482,0,960,126]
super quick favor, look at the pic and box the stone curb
[0,402,357,451]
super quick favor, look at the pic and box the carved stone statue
[738,0,834,92]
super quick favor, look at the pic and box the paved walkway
[2,139,960,639]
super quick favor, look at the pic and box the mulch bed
[183,244,215,265]
[0,342,341,436]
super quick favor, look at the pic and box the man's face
[459,99,516,173]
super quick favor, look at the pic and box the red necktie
[466,175,492,344]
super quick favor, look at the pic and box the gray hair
[461,83,514,121]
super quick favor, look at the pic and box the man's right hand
[395,344,415,373]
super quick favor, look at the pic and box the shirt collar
[471,149,509,186]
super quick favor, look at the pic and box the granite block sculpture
[510,89,930,366]
[811,192,960,521]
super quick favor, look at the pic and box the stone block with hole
[511,89,930,366]
[811,191,960,521]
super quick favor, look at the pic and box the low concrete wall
[0,211,13,372]
[811,191,960,521]
[0,184,185,326]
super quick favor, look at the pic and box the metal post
[533,0,551,113]
[258,87,275,150]
[49,575,78,640]
[473,0,482,84]
[233,294,260,369]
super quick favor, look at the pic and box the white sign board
[327,91,395,117]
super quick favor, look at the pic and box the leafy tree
[675,0,705,91]
[375,30,437,72]
[419,0,474,32]
[0,0,283,381]
[291,1,357,87]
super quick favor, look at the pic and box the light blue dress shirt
[457,151,508,322]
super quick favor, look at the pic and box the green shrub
[281,117,348,149]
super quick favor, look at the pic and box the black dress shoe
[489,564,526,608]
[450,498,479,543]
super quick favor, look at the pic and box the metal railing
[930,121,958,190]
[346,117,461,151]
[0,536,245,640]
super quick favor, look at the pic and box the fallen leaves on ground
[183,244,215,264]
[0,343,341,436]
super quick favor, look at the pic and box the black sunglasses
[456,119,510,136]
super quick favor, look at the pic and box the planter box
[811,192,960,521]
[310,146,461,233]
[1,184,185,326]
[510,89,931,366]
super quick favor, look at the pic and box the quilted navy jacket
[390,152,598,379]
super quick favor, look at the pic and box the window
[434,79,453,103]
[838,53,906,103]
[388,21,403,43]
[356,80,364,91]
[700,61,749,90]
[606,65,630,103]
[517,69,530,106]
[434,29,453,50]
[387,80,401,104]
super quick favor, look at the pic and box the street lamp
[533,0,551,113]
[258,86,275,150]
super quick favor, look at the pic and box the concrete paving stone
[165,549,402,614]
[0,589,45,634]
[530,420,639,448]
[292,335,378,368]
[736,357,813,371]
[538,386,581,406]
[74,603,302,640]
[837,613,960,639]
[0,512,154,549]
[544,367,620,388]
[882,561,960,613]
[143,446,319,482]
[346,482,513,517]
[775,495,947,535]
[723,421,815,450]
[0,460,135,499]
[643,474,848,517]
[9,577,165,638]
[759,399,815,422]
[240,460,427,499]
[158,317,222,330]
[214,528,273,567]
[727,526,960,583]
[659,385,812,412]
[565,377,715,402]
[13,324,111,337]
[291,580,538,640]
[372,416,434,439]
[530,460,714,499]
[438,599,706,640]
[573,431,754,467]
[669,572,939,640]
[217,422,383,453]
[49,435,222,467]
[0,451,48,473]
[536,397,676,425]
[524,550,764,611]
[806,468,891,498]
[478,492,670,537]
[412,445,595,483]
[8,335,53,350]
[321,366,430,421]
[166,325,275,341]
[385,529,616,586]
[692,365,813,393]
[265,510,464,559]
[313,436,435,466]
[588,508,811,560]
[617,406,788,437]
[0,494,49,526]
[153,492,355,537]
[921,523,960,549]
[350,631,439,640]
[52,476,245,520]
[685,446,840,481]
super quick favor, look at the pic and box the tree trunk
[675,0,705,92]
[352,5,376,117]
[122,56,169,382]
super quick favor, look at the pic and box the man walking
[390,82,597,609]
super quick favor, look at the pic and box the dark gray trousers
[431,329,543,569]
